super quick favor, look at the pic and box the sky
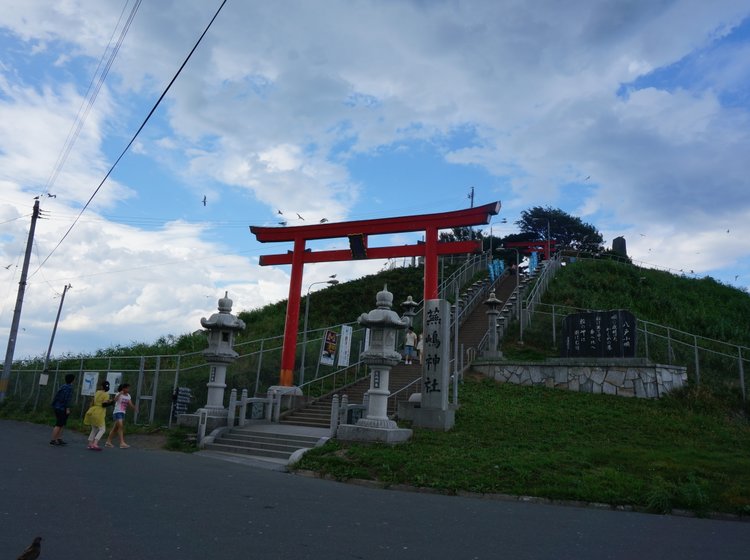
[1,0,749,360]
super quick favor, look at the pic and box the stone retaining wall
[473,360,688,398]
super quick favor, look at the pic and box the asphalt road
[1,419,748,560]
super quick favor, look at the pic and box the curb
[291,469,748,523]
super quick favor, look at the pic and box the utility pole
[467,186,475,208]
[43,284,72,372]
[0,199,40,403]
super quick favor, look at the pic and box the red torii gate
[501,240,557,261]
[250,201,501,386]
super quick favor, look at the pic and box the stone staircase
[457,274,518,359]
[203,424,328,463]
[280,363,423,428]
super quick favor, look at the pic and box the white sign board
[337,325,353,367]
[81,371,99,396]
[106,372,122,394]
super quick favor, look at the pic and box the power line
[32,0,229,277]
[42,0,141,197]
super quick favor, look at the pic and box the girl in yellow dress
[83,380,112,451]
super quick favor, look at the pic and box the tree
[516,206,603,251]
[438,226,484,243]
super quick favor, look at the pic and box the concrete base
[176,413,227,432]
[411,406,456,431]
[336,423,413,444]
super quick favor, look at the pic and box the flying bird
[584,175,591,181]
[46,193,57,198]
[4,264,11,269]
[202,195,206,206]
[17,536,42,560]
[329,274,337,279]
[736,275,740,281]
[639,233,646,237]
[319,218,328,223]
[296,213,304,220]
[727,229,730,233]
[278,221,287,226]
[277,209,283,215]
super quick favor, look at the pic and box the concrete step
[203,442,293,460]
[216,436,309,454]
[220,432,319,448]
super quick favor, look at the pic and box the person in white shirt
[105,383,137,449]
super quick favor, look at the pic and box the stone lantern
[337,285,412,444]
[483,291,503,358]
[401,295,418,327]
[200,292,246,416]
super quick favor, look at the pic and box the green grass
[294,376,750,516]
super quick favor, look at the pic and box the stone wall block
[618,387,635,397]
[569,378,580,392]
[554,367,568,384]
[634,379,646,397]
[590,368,606,385]
[605,368,626,386]
[602,382,618,395]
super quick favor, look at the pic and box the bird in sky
[278,221,287,226]
[46,193,57,198]
[727,229,730,233]
[584,175,591,181]
[329,274,337,279]
[297,213,304,220]
[17,536,42,560]
[277,209,283,215]
[4,264,11,269]
[202,195,206,206]
[735,275,740,281]
[319,218,328,223]
[639,233,646,237]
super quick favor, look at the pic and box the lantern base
[336,423,412,444]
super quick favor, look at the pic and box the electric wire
[31,0,229,277]
[42,0,140,197]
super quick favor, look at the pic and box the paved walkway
[1,419,748,560]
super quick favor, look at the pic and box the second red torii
[250,201,501,386]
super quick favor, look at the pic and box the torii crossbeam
[250,201,501,386]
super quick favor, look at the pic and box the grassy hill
[293,257,750,517]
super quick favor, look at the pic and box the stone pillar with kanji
[413,298,455,430]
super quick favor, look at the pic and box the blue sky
[1,0,749,359]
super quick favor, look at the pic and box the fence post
[739,346,746,403]
[254,339,264,396]
[667,328,672,365]
[693,335,700,386]
[134,356,145,424]
[150,355,161,424]
[643,322,649,361]
[552,304,556,347]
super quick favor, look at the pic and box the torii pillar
[250,201,500,386]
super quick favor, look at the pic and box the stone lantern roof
[357,285,409,329]
[200,292,246,332]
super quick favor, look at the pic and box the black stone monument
[561,309,636,358]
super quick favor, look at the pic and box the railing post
[134,356,145,424]
[739,347,746,403]
[693,335,700,386]
[330,394,340,438]
[227,388,237,427]
[238,388,248,427]
[643,322,650,361]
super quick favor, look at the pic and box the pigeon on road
[17,536,42,560]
